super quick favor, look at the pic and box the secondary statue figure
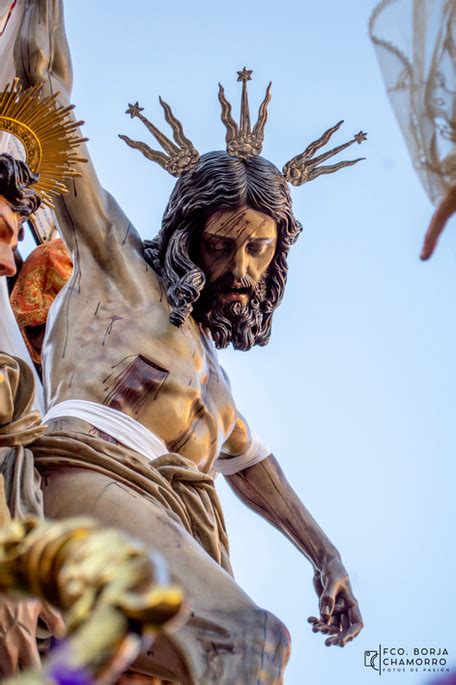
[1,0,366,681]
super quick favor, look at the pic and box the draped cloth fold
[32,433,231,574]
[0,351,234,682]
[0,352,46,523]
[0,350,231,574]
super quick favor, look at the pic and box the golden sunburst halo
[0,78,87,208]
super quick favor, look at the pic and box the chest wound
[104,355,169,415]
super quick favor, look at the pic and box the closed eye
[206,239,232,253]
[247,242,270,255]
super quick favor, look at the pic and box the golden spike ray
[0,80,87,207]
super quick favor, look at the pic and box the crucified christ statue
[1,0,364,681]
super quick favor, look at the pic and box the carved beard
[193,273,268,351]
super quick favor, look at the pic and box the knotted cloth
[32,432,231,573]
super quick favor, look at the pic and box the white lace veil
[370,0,456,205]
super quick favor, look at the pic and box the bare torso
[10,7,249,470]
[42,227,240,471]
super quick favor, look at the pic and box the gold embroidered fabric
[370,0,456,204]
[10,239,73,363]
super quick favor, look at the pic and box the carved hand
[0,598,64,675]
[307,556,363,647]
[226,455,364,647]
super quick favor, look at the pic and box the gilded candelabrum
[0,516,184,684]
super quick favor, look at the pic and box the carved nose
[0,246,17,277]
[232,250,247,280]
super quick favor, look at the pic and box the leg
[42,468,291,684]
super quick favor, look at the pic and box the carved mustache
[210,273,257,296]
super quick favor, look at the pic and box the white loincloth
[43,400,271,475]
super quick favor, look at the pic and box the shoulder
[222,411,252,456]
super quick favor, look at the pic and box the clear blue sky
[60,1,456,683]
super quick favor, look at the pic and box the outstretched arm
[14,0,138,261]
[225,453,363,647]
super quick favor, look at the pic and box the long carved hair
[144,151,302,345]
[0,154,41,216]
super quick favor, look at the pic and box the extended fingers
[308,602,363,647]
[324,621,363,647]
[324,604,364,647]
[319,591,351,622]
[307,615,340,636]
[307,592,348,634]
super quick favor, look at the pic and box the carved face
[0,195,23,277]
[199,206,277,305]
[194,206,278,350]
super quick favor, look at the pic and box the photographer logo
[363,645,451,676]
